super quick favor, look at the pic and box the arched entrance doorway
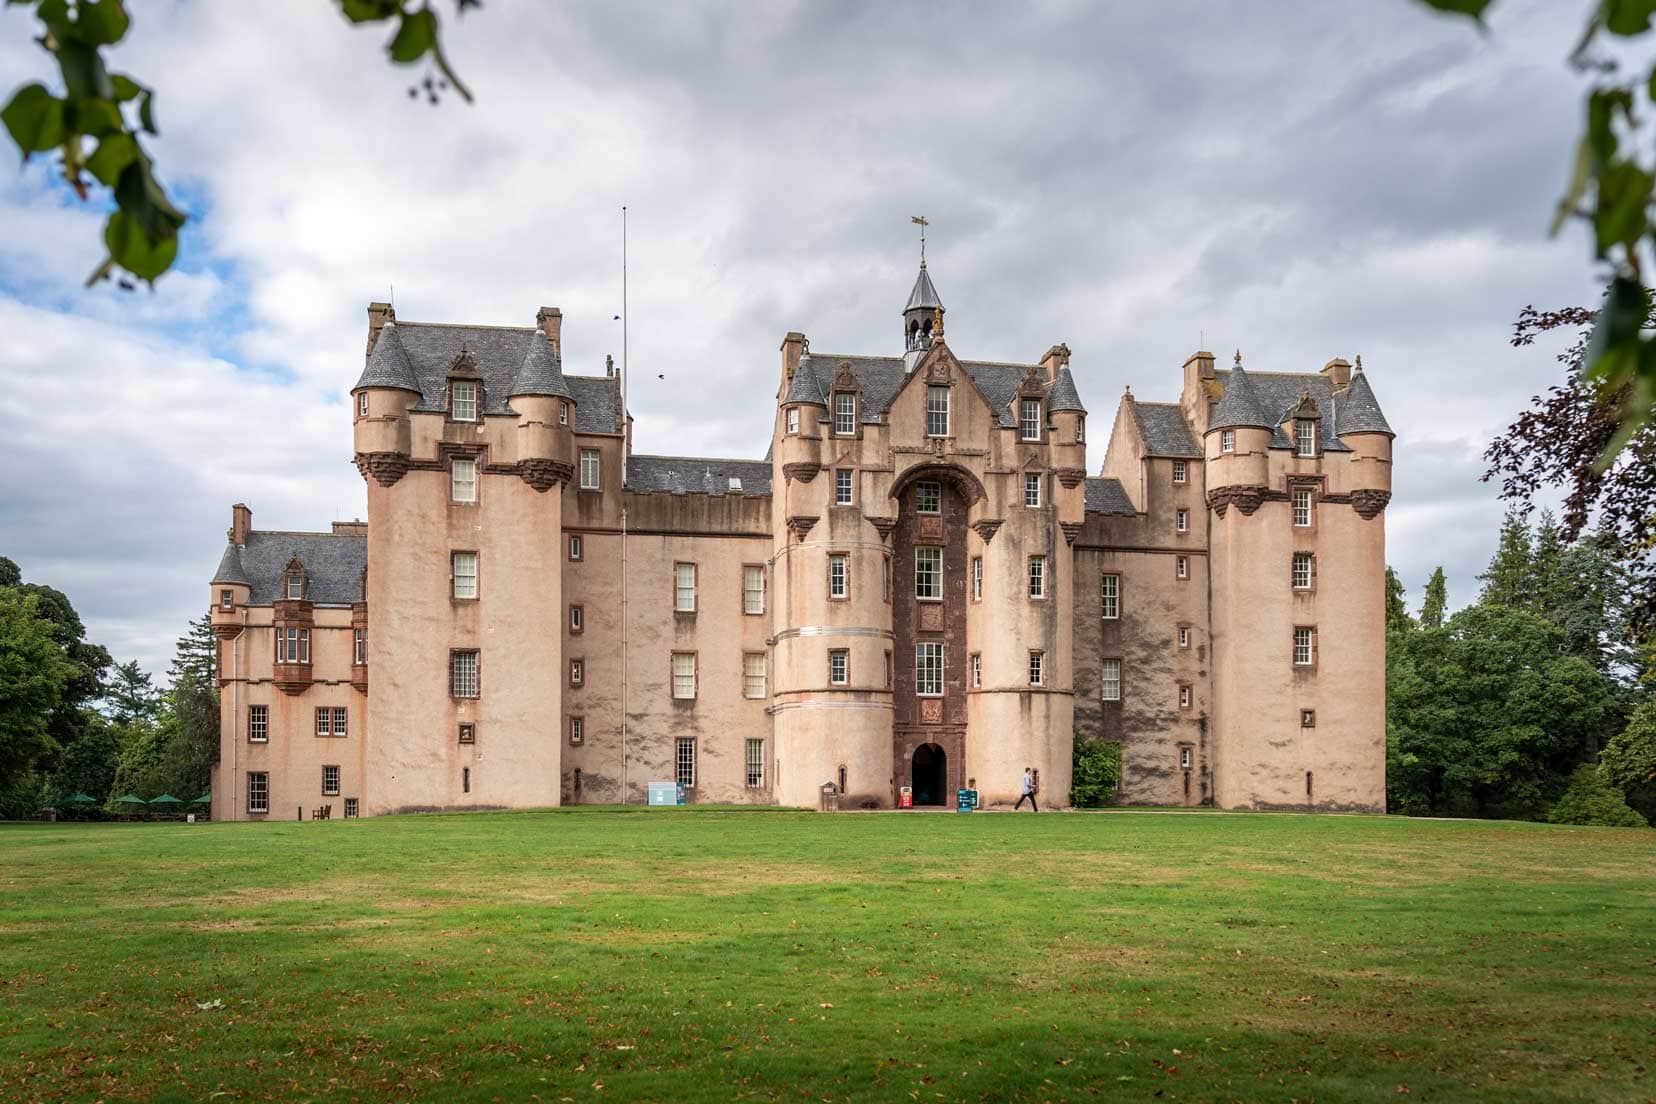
[911,743,947,806]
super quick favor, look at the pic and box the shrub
[1071,738,1121,808]
[1547,765,1648,828]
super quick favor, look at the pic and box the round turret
[508,330,575,491]
[352,320,420,487]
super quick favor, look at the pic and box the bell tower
[903,216,944,371]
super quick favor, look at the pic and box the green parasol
[189,793,210,805]
[64,792,96,804]
[113,794,147,805]
[148,794,184,806]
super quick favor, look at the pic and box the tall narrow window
[451,551,478,599]
[743,565,765,614]
[671,652,697,699]
[746,739,765,788]
[676,737,696,786]
[1028,650,1045,686]
[1181,748,1193,770]
[835,468,853,505]
[451,457,477,503]
[569,604,584,632]
[1028,555,1046,599]
[1173,460,1187,484]
[1178,626,1190,649]
[451,380,479,422]
[247,771,269,814]
[1101,659,1122,702]
[743,653,767,699]
[970,652,982,688]
[450,650,479,698]
[568,716,584,745]
[884,649,892,689]
[579,448,601,490]
[1221,429,1235,453]
[559,400,570,425]
[248,704,268,743]
[829,648,849,685]
[1292,552,1314,590]
[914,547,942,600]
[332,707,348,736]
[1024,473,1042,507]
[1101,573,1119,619]
[1293,488,1313,527]
[674,562,697,612]
[971,557,983,602]
[286,572,304,600]
[915,642,944,696]
[344,798,359,818]
[786,407,800,434]
[915,480,941,514]
[1295,418,1318,457]
[1176,509,1189,533]
[353,628,366,665]
[1176,555,1189,580]
[1294,627,1316,666]
[1076,415,1086,443]
[1179,684,1192,710]
[1020,398,1041,440]
[220,589,233,611]
[358,393,369,418]
[834,392,856,435]
[322,765,341,796]
[828,553,848,599]
[926,385,950,437]
[569,658,584,687]
[568,534,583,561]
[463,767,470,794]
[316,706,333,737]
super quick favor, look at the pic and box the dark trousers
[1015,792,1038,811]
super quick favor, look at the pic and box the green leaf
[70,0,130,46]
[113,155,185,240]
[102,209,177,283]
[1417,0,1494,20]
[136,88,156,135]
[339,0,401,23]
[64,95,122,138]
[388,7,436,62]
[1593,161,1654,254]
[56,39,114,101]
[85,132,137,187]
[1,83,67,155]
[1603,0,1656,35]
[109,74,144,102]
[1583,275,1647,386]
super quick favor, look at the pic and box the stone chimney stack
[1039,343,1071,383]
[780,332,806,382]
[1321,357,1352,390]
[230,503,252,546]
[536,306,563,354]
[366,302,395,361]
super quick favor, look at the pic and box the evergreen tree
[1479,509,1535,610]
[1385,567,1413,633]
[1420,567,1448,629]
[1601,700,1656,822]
[1547,765,1648,827]
[167,613,217,688]
[105,660,160,725]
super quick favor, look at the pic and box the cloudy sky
[0,0,1604,675]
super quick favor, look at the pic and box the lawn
[1,808,1652,1103]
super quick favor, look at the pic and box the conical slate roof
[210,544,250,587]
[1336,368,1393,436]
[352,321,421,394]
[904,263,944,314]
[1047,367,1086,413]
[509,330,573,400]
[1208,359,1273,431]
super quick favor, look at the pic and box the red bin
[899,786,913,809]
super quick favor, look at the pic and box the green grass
[1,808,1652,1103]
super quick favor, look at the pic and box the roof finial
[911,214,929,266]
[933,306,944,338]
[1354,353,1363,373]
[1234,349,1243,367]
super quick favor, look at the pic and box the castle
[207,259,1392,820]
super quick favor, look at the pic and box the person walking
[1014,767,1038,812]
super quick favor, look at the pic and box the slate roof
[364,322,621,434]
[786,353,1057,429]
[215,531,368,606]
[905,264,944,313]
[1335,369,1393,436]
[1131,401,1201,457]
[510,330,572,400]
[1047,367,1086,413]
[1084,477,1136,516]
[352,321,421,393]
[1213,368,1355,452]
[1208,361,1272,432]
[625,455,772,496]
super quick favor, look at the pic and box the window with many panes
[746,738,765,788]
[1028,555,1046,598]
[1101,573,1120,619]
[674,562,697,611]
[1295,418,1318,457]
[248,704,268,742]
[915,642,944,696]
[1101,659,1122,701]
[220,589,233,610]
[344,798,359,818]
[1292,552,1314,589]
[569,716,584,745]
[743,565,765,614]
[926,385,950,437]
[1020,398,1042,440]
[358,393,369,418]
[1024,473,1041,507]
[1173,460,1187,484]
[1028,650,1044,686]
[970,652,982,688]
[315,706,347,737]
[971,557,982,601]
[1221,429,1235,453]
[786,407,800,434]
[569,658,583,687]
[915,480,941,514]
[671,652,697,699]
[829,648,849,685]
[1293,488,1313,526]
[834,392,856,435]
[450,650,479,698]
[829,553,848,599]
[1178,626,1190,649]
[579,448,601,490]
[247,771,269,814]
[914,546,942,600]
[743,653,767,699]
[835,468,853,505]
[1176,509,1189,533]
[451,457,477,503]
[676,737,696,786]
[1176,555,1189,580]
[286,572,304,600]
[1179,685,1191,709]
[276,627,311,664]
[1294,627,1316,666]
[452,551,478,599]
[322,765,341,796]
[451,380,479,422]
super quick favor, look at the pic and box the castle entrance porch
[910,742,947,806]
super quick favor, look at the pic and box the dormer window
[1020,399,1042,441]
[451,380,479,422]
[1295,418,1318,457]
[285,572,304,600]
[834,393,856,435]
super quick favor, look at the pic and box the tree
[1385,567,1413,633]
[1547,765,1647,827]
[1,0,479,288]
[160,616,219,800]
[1600,700,1656,821]
[1070,738,1121,808]
[1420,567,1448,630]
[167,613,216,689]
[0,590,73,788]
[104,658,158,725]
[1478,509,1535,610]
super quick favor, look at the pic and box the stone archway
[911,743,947,807]
[888,462,988,509]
